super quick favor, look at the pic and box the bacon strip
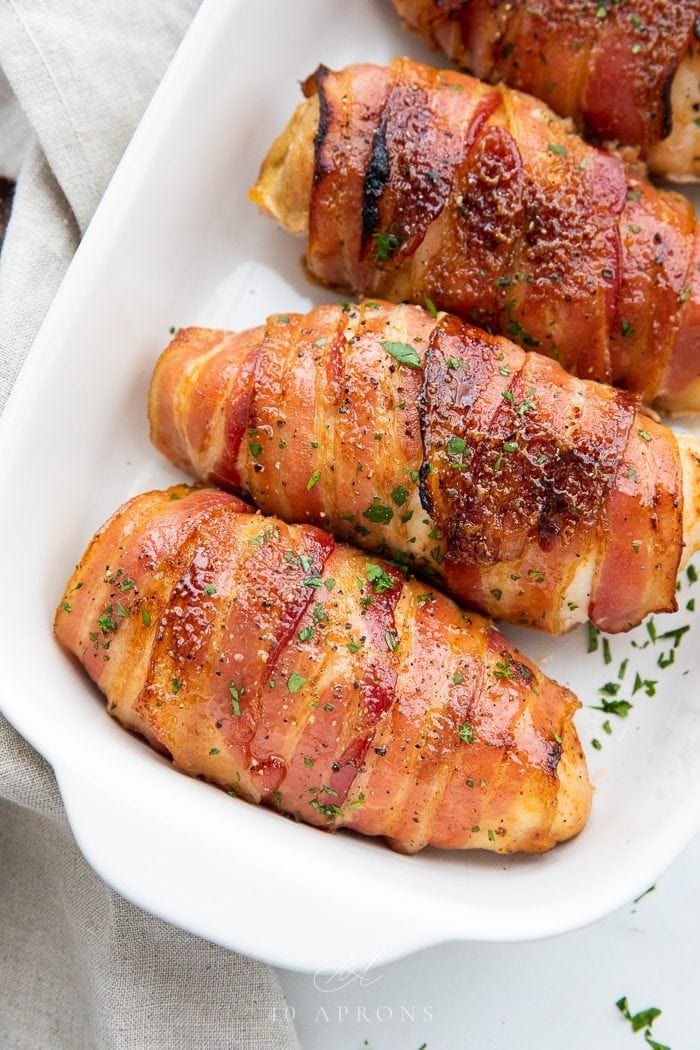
[251,59,700,412]
[55,486,590,854]
[391,0,700,179]
[148,301,693,635]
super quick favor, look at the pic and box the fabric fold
[0,3,301,1046]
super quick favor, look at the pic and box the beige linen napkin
[0,4,300,1047]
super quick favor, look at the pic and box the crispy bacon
[250,59,700,412]
[55,485,590,854]
[391,0,700,180]
[148,301,700,635]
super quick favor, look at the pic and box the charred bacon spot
[368,83,500,265]
[362,111,390,248]
[312,65,331,186]
[418,458,435,517]
[534,445,608,551]
[417,341,438,516]
[511,659,535,686]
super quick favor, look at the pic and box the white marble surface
[278,830,699,1049]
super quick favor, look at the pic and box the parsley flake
[380,340,422,369]
[459,722,475,743]
[363,503,394,524]
[366,563,395,593]
[228,682,241,717]
[374,231,403,262]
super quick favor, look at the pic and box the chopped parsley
[366,563,395,593]
[517,388,537,416]
[631,673,656,697]
[363,502,394,524]
[592,697,633,718]
[374,231,403,262]
[447,436,467,455]
[385,630,399,653]
[459,722,475,743]
[228,682,241,717]
[616,997,669,1049]
[96,612,118,634]
[380,340,422,369]
[493,656,513,680]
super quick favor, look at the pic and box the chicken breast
[55,485,591,854]
[251,59,700,413]
[391,0,700,182]
[148,301,700,634]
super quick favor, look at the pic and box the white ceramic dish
[1,0,699,973]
